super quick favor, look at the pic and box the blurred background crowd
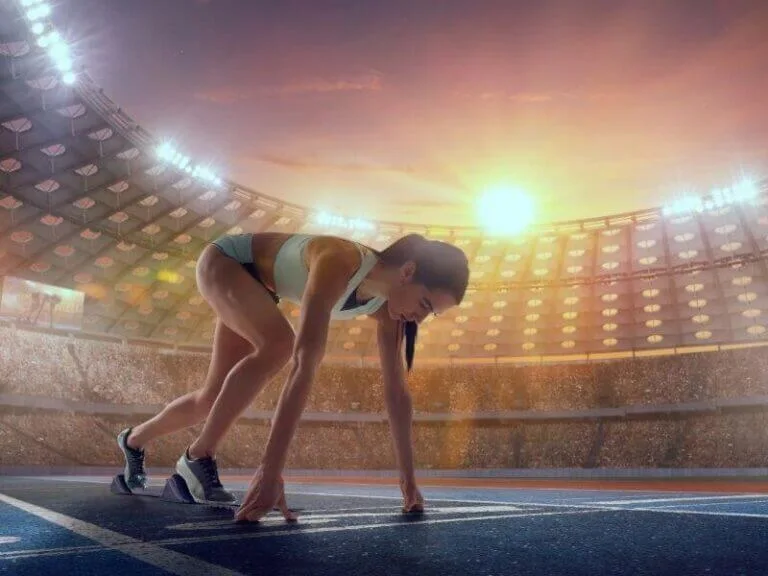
[2,326,767,471]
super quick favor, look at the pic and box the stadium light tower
[315,211,376,232]
[476,185,536,236]
[662,176,760,217]
[155,142,224,188]
[16,0,79,86]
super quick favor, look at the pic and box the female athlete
[117,231,469,522]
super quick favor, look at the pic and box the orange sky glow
[72,0,768,228]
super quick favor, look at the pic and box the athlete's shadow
[399,510,427,523]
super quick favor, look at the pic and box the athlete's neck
[356,260,397,301]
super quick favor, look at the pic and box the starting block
[110,473,302,514]
[160,473,197,504]
[110,473,240,508]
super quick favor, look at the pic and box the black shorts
[209,235,280,304]
[241,262,280,304]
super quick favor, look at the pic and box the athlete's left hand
[234,467,297,523]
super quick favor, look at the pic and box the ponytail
[367,233,469,373]
[371,235,426,372]
[404,320,418,372]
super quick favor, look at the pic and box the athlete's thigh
[196,244,295,350]
[199,319,253,399]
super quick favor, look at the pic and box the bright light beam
[477,185,536,236]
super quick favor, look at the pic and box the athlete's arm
[374,306,418,490]
[260,238,360,474]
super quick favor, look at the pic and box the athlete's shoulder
[305,235,361,270]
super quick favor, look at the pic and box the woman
[117,231,469,522]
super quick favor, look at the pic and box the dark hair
[371,234,469,372]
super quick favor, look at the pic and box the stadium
[2,0,768,574]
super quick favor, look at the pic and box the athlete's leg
[126,319,253,450]
[119,243,293,495]
[165,244,295,502]
[186,244,295,460]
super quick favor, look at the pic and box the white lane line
[285,481,634,493]
[4,500,767,563]
[14,477,167,489]
[309,505,524,516]
[154,509,598,546]
[288,489,497,501]
[18,477,625,494]
[15,476,115,484]
[0,509,600,561]
[166,505,524,531]
[286,490,578,507]
[287,480,748,495]
[29,476,742,498]
[585,494,768,506]
[167,518,337,531]
[301,506,397,513]
[0,492,246,576]
[609,506,768,519]
[286,490,768,519]
[0,543,106,560]
[650,498,768,509]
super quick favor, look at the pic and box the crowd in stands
[1,325,768,470]
[3,412,768,469]
[2,326,768,412]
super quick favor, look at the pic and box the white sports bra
[272,234,386,320]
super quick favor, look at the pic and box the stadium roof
[2,0,768,363]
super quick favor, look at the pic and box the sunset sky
[62,0,768,227]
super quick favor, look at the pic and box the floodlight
[477,185,535,236]
[48,41,68,61]
[55,56,72,72]
[734,178,758,201]
[26,3,50,20]
[156,143,174,160]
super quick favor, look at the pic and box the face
[386,261,458,323]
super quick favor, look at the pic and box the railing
[3,393,768,423]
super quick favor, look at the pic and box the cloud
[192,88,250,104]
[248,153,471,194]
[392,199,459,209]
[259,73,383,95]
[193,72,382,104]
[254,154,411,175]
[476,91,624,104]
[507,93,556,103]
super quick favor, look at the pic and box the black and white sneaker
[175,449,236,504]
[117,428,147,490]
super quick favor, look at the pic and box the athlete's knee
[260,329,294,367]
[194,390,218,416]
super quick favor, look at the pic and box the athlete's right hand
[234,467,297,523]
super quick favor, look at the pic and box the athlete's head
[374,234,469,371]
